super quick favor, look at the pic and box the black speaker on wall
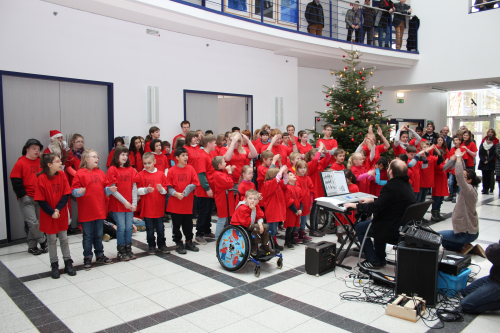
[395,242,439,307]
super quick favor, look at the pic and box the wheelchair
[216,188,283,277]
[216,224,283,277]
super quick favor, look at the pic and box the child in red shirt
[71,149,114,270]
[287,152,302,174]
[129,136,144,172]
[35,153,75,278]
[296,130,313,156]
[106,137,124,167]
[106,146,138,261]
[212,156,237,239]
[238,165,256,196]
[166,148,201,254]
[316,124,338,151]
[65,133,85,186]
[163,141,173,170]
[331,149,346,171]
[348,152,373,194]
[10,139,47,255]
[262,165,288,251]
[431,149,449,222]
[231,189,273,256]
[370,157,388,197]
[194,135,217,244]
[150,139,168,174]
[284,171,303,250]
[418,142,442,202]
[144,126,166,154]
[257,151,278,192]
[134,152,170,255]
[295,160,314,242]
[461,130,478,170]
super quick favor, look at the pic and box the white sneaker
[195,236,207,245]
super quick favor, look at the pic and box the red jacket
[231,203,265,228]
[296,175,314,216]
[432,162,449,197]
[351,165,369,193]
[262,176,287,223]
[284,184,303,228]
[212,170,236,218]
[420,155,437,188]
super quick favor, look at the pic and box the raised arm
[408,128,421,146]
[377,126,390,151]
[242,134,258,158]
[223,133,240,161]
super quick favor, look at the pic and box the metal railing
[171,0,419,53]
[470,0,500,12]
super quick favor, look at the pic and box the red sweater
[296,174,314,216]
[432,163,449,197]
[262,177,287,223]
[284,184,303,228]
[134,169,168,218]
[420,155,437,188]
[231,204,265,228]
[194,150,215,198]
[212,169,236,218]
[35,172,72,233]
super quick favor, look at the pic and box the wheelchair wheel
[276,257,283,269]
[216,225,251,272]
[306,206,331,232]
[254,265,260,277]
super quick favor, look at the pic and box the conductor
[344,159,415,269]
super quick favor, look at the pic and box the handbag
[374,10,383,27]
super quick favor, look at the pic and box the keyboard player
[344,159,415,269]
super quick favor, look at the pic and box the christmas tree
[309,48,393,159]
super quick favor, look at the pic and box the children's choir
[11,121,493,279]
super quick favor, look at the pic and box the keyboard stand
[333,209,362,269]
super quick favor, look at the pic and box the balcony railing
[470,0,500,13]
[170,0,419,53]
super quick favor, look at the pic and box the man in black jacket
[422,122,439,144]
[305,0,324,35]
[345,159,415,269]
[362,0,377,45]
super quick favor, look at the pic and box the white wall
[0,0,299,241]
[218,97,247,133]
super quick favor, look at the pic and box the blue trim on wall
[170,0,419,55]
[0,70,114,242]
[183,89,254,135]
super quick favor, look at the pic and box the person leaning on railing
[362,0,377,45]
[475,0,496,11]
[376,0,394,48]
[305,0,325,36]
[393,0,412,50]
[345,1,362,43]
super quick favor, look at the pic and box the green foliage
[308,48,393,158]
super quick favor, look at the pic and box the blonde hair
[253,129,261,139]
[245,189,259,199]
[142,152,155,162]
[265,167,279,181]
[347,152,363,169]
[269,129,282,138]
[261,150,274,161]
[229,133,246,154]
[296,160,308,175]
[216,134,225,147]
[289,152,301,166]
[260,124,271,132]
[79,149,99,170]
[238,165,253,184]
[304,148,319,163]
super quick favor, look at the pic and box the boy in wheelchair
[231,189,274,256]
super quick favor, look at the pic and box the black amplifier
[305,241,336,276]
[439,254,471,276]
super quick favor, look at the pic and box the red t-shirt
[106,166,137,213]
[186,145,201,175]
[296,175,314,216]
[71,168,108,222]
[226,148,251,183]
[153,153,168,173]
[284,184,303,228]
[393,143,406,157]
[262,178,286,223]
[172,134,186,148]
[34,172,72,234]
[331,162,346,171]
[10,156,42,198]
[409,137,426,149]
[166,165,200,215]
[270,144,293,159]
[194,150,215,198]
[212,170,236,218]
[231,204,265,228]
[129,151,143,172]
[448,147,468,175]
[461,142,477,168]
[144,140,167,154]
[420,155,437,188]
[432,163,449,197]
[297,142,312,155]
[134,169,168,218]
[106,149,115,168]
[237,181,256,197]
[316,138,338,150]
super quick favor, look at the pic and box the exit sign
[397,99,404,103]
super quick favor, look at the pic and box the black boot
[64,259,77,276]
[40,240,48,253]
[51,262,60,279]
[117,245,130,261]
[444,195,453,202]
[125,244,137,260]
[437,210,445,221]
[430,210,440,222]
[284,228,294,250]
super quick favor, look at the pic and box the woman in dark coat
[478,137,497,194]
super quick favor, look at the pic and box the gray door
[2,75,109,241]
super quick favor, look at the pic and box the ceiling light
[397,92,405,98]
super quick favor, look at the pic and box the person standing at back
[393,0,412,50]
[362,0,377,45]
[346,1,362,43]
[305,0,324,36]
[376,0,394,48]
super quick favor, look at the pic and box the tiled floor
[0,193,499,332]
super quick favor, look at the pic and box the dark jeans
[144,217,166,248]
[482,170,493,193]
[414,191,421,202]
[362,26,374,45]
[461,276,500,313]
[377,24,391,47]
[171,213,194,243]
[80,220,104,259]
[355,220,387,265]
[439,230,478,252]
[309,201,318,231]
[347,27,360,43]
[192,195,198,219]
[431,196,444,211]
[196,197,214,237]
[419,187,430,203]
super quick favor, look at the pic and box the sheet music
[321,171,349,197]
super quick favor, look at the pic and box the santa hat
[50,130,63,140]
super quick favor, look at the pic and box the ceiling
[382,77,500,92]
